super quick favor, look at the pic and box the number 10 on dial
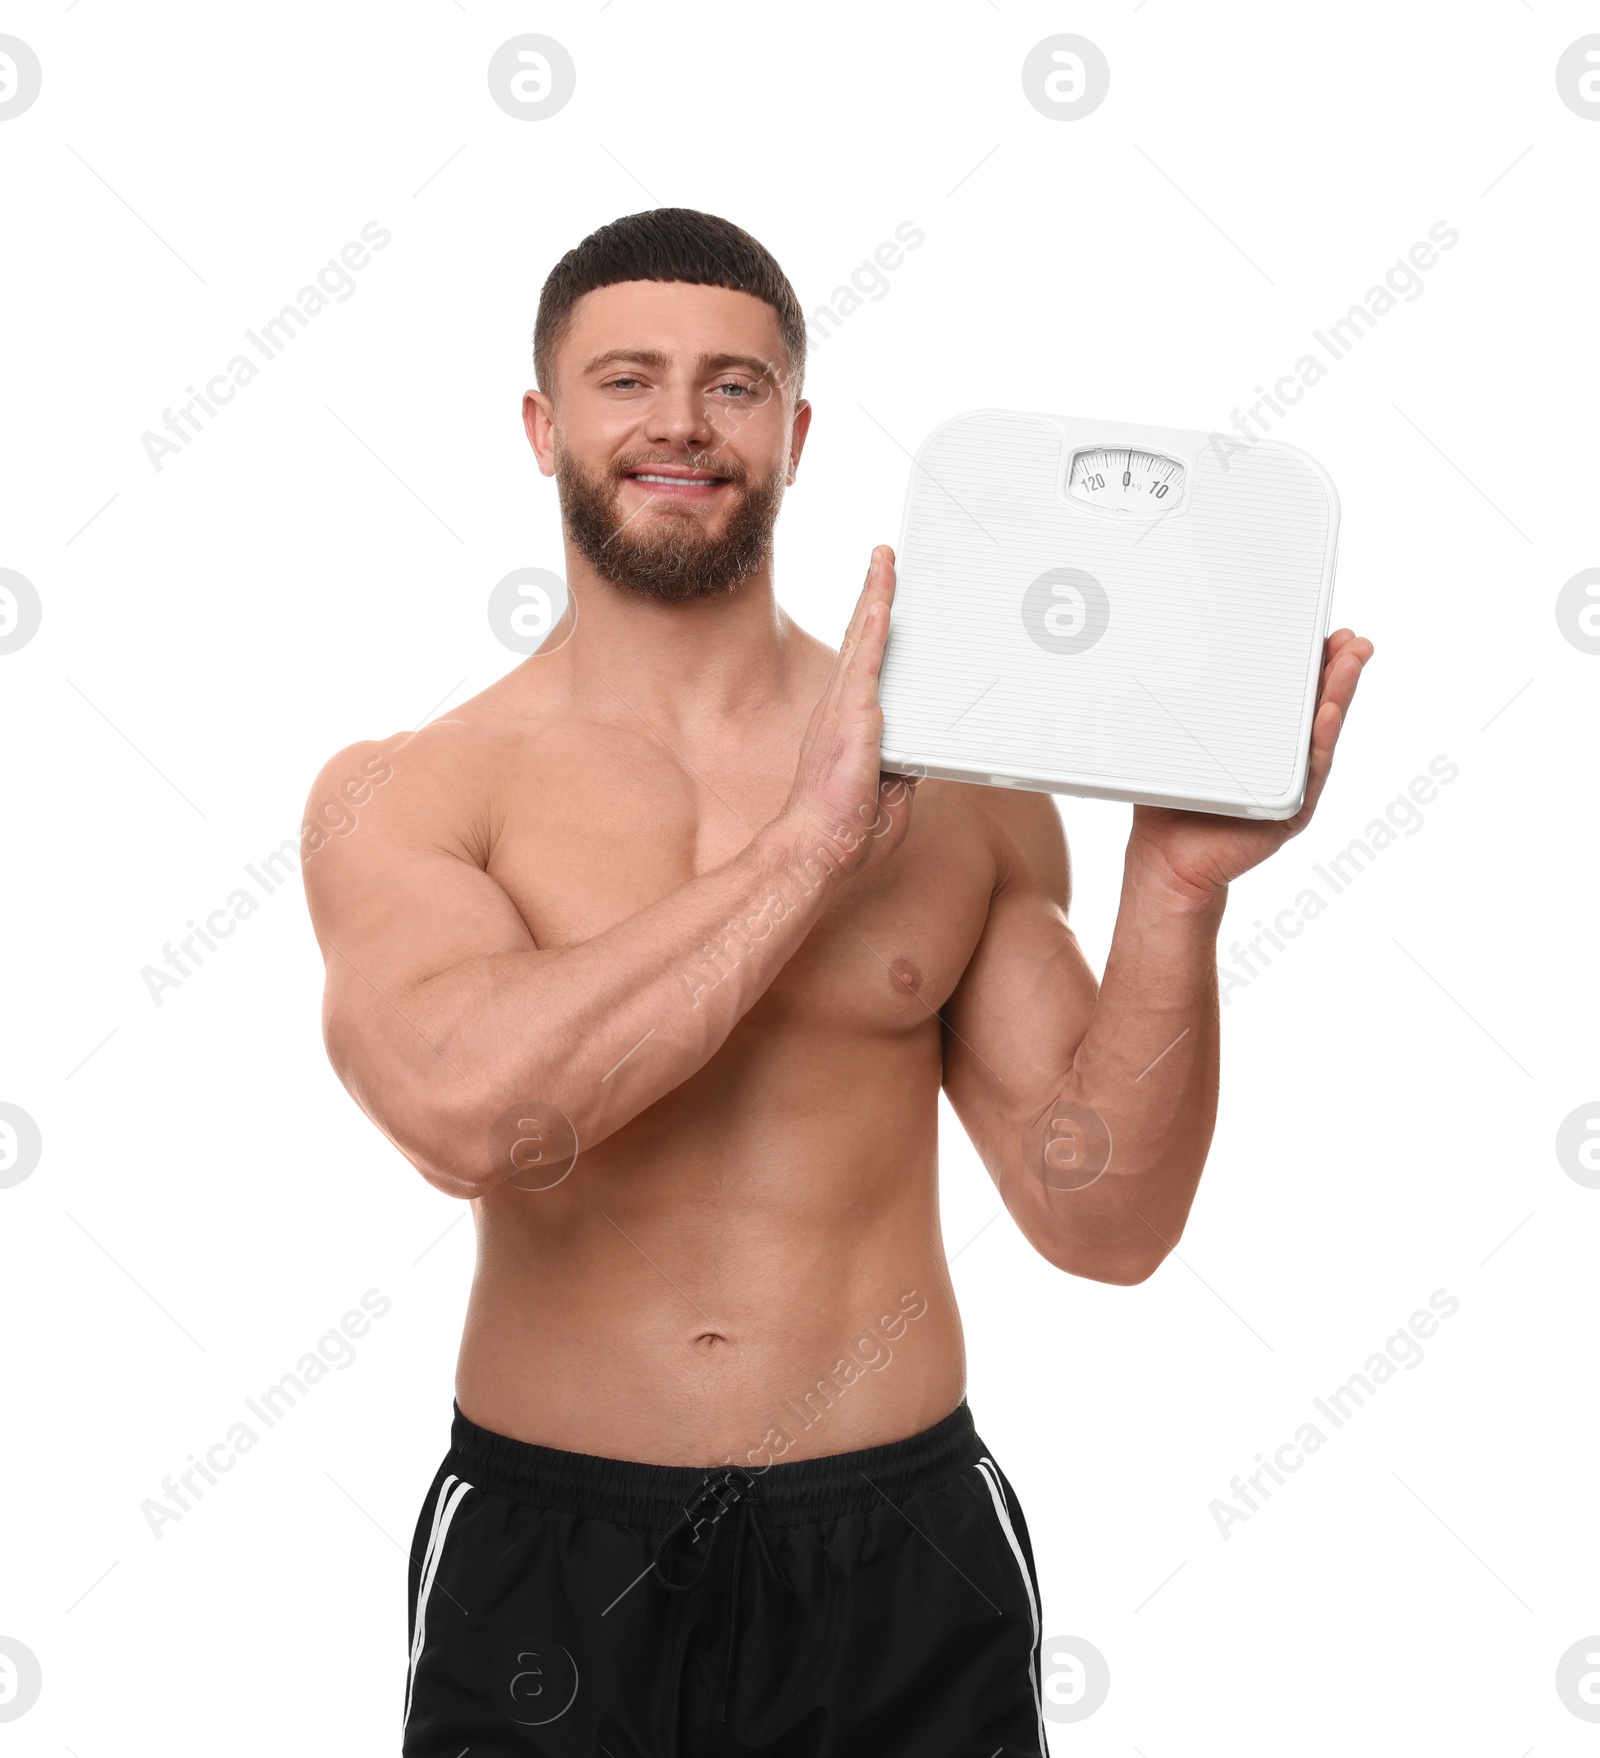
[1067,447,1185,516]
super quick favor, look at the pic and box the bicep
[302,735,535,1122]
[941,792,1099,1179]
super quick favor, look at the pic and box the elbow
[359,1093,491,1202]
[327,1005,587,1199]
[1035,1235,1170,1285]
[416,1086,586,1201]
[412,1155,490,1203]
[1088,1250,1167,1286]
[332,1066,522,1202]
[332,1033,597,1200]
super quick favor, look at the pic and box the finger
[1297,639,1371,821]
[1317,635,1373,719]
[1319,631,1356,685]
[824,552,884,710]
[829,549,894,705]
[853,544,896,627]
[1278,635,1371,829]
[1296,697,1340,817]
[842,559,898,697]
[1322,628,1373,677]
[839,548,890,659]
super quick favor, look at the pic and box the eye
[603,375,645,391]
[712,380,755,399]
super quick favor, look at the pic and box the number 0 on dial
[1067,446,1186,516]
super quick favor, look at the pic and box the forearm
[397,816,861,1183]
[1035,840,1227,1278]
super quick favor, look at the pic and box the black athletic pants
[402,1397,1050,1755]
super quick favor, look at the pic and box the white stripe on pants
[976,1456,1049,1757]
[403,1474,473,1734]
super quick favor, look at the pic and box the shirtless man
[302,207,1371,1756]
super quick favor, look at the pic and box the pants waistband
[445,1396,981,1529]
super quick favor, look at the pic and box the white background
[2,2,1597,1752]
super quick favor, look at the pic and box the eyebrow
[580,347,775,380]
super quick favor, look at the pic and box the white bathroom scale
[876,410,1340,819]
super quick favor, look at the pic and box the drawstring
[721,1478,792,1723]
[648,1465,793,1724]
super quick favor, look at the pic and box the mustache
[611,451,748,484]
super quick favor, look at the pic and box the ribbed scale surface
[877,411,1337,816]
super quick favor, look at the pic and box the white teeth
[632,473,720,485]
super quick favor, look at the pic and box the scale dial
[1068,446,1186,516]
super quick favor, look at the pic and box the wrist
[1124,833,1229,917]
[755,813,856,895]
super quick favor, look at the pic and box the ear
[523,389,557,478]
[787,398,812,485]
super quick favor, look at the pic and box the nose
[643,379,719,457]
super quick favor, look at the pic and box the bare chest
[480,724,996,1034]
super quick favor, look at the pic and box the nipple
[888,957,924,997]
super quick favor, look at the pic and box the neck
[534,551,803,727]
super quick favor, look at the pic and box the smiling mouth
[624,468,732,497]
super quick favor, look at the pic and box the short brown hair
[533,208,806,401]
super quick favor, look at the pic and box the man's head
[525,209,811,604]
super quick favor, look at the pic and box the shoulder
[948,780,1071,903]
[299,712,525,865]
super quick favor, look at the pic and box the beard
[554,442,786,603]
